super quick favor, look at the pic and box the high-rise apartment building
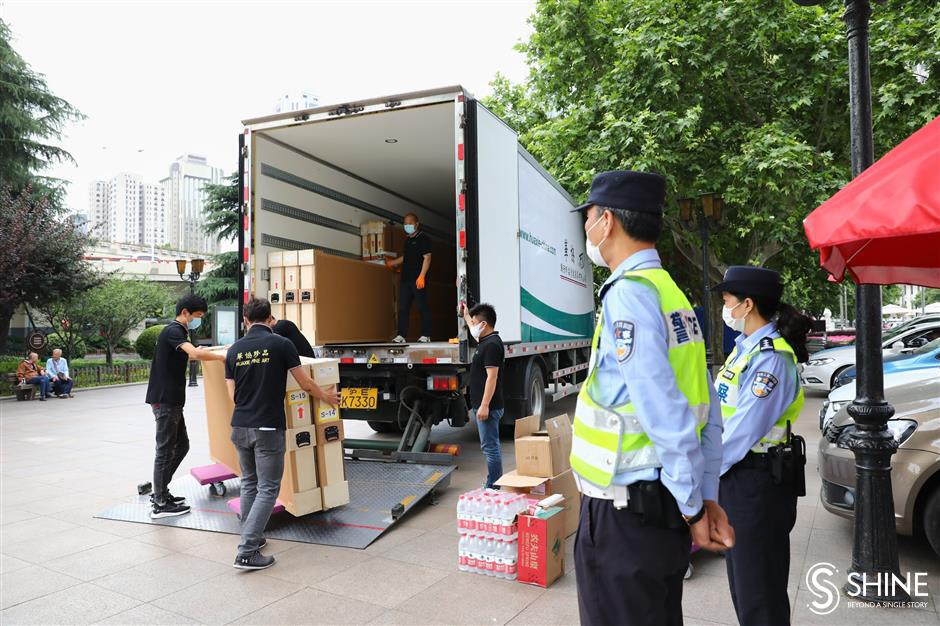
[161,154,225,254]
[274,91,319,113]
[87,174,167,247]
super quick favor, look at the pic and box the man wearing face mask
[712,266,812,625]
[460,302,504,489]
[570,171,734,626]
[145,294,227,519]
[387,213,433,343]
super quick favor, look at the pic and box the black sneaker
[150,492,186,505]
[233,551,275,570]
[258,538,267,550]
[150,501,191,519]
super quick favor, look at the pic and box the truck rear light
[427,375,458,391]
[243,247,249,262]
[457,144,464,160]
[459,230,466,248]
[243,290,250,303]
[340,358,354,364]
[459,193,465,211]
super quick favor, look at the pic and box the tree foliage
[0,19,83,194]
[198,173,240,308]
[0,185,98,353]
[84,279,170,364]
[486,0,940,350]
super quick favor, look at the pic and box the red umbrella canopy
[804,116,940,288]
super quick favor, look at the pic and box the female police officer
[711,265,812,626]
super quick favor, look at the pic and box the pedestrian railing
[72,363,151,387]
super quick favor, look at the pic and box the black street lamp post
[679,193,723,369]
[176,258,205,388]
[793,0,907,602]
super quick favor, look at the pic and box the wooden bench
[3,373,36,401]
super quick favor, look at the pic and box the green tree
[0,185,98,354]
[34,291,98,361]
[487,0,939,355]
[0,19,83,193]
[196,173,241,338]
[86,279,170,364]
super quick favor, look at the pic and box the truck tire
[923,486,940,558]
[523,358,546,424]
[368,421,398,434]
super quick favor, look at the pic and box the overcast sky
[1,0,535,213]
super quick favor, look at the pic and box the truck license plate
[341,387,378,410]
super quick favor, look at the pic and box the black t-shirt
[145,322,191,406]
[469,332,504,410]
[402,231,433,281]
[225,324,301,430]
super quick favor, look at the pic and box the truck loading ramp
[95,459,455,549]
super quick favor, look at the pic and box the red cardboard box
[517,505,566,588]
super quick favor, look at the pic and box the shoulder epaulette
[759,337,776,352]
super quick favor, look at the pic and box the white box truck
[238,86,594,452]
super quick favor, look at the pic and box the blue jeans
[231,427,285,555]
[473,407,504,489]
[26,376,51,399]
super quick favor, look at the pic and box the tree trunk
[105,340,114,365]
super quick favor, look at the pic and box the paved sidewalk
[1,385,937,625]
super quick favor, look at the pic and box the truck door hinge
[329,104,365,117]
[240,146,248,158]
[385,100,402,109]
[459,114,467,129]
[460,179,467,194]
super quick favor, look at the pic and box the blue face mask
[187,317,202,331]
[404,224,416,235]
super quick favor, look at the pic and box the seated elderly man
[46,349,74,398]
[16,352,51,401]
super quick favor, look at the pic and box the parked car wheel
[922,486,940,558]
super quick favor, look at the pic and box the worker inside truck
[386,213,433,343]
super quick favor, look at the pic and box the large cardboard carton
[285,390,313,429]
[298,249,316,266]
[269,267,285,293]
[299,265,315,305]
[517,505,566,588]
[271,303,285,321]
[513,414,572,478]
[202,353,240,473]
[268,251,284,268]
[496,469,580,538]
[282,250,299,267]
[300,304,315,331]
[282,426,321,515]
[284,302,300,325]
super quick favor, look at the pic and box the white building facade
[161,154,225,254]
[88,174,167,247]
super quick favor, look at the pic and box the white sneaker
[392,335,406,343]
[417,336,431,343]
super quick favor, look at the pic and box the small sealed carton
[496,469,580,538]
[513,414,572,479]
[517,504,566,588]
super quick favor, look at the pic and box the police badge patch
[613,320,635,363]
[751,371,779,398]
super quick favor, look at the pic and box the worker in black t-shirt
[461,302,505,489]
[386,213,433,343]
[225,298,340,571]
[272,319,315,358]
[145,294,227,519]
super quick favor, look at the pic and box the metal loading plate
[94,460,455,549]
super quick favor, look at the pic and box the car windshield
[912,337,940,355]
[882,316,940,342]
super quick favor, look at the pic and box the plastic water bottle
[482,537,496,576]
[457,495,467,532]
[505,539,518,581]
[493,539,506,578]
[457,533,468,571]
[466,535,479,572]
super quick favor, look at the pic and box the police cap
[573,170,666,214]
[711,265,784,300]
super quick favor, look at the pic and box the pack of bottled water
[456,488,528,579]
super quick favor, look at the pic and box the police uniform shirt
[590,248,724,515]
[716,321,799,475]
[224,324,301,430]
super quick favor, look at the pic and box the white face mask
[722,301,748,332]
[469,321,485,340]
[585,215,609,268]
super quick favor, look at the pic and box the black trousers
[398,280,431,337]
[151,404,190,503]
[719,464,798,626]
[575,495,691,626]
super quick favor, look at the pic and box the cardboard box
[298,249,316,266]
[309,358,340,385]
[282,250,299,267]
[284,426,318,492]
[285,389,313,429]
[496,469,580,538]
[268,251,284,268]
[316,419,344,444]
[201,352,240,474]
[517,505,566,588]
[299,265,314,289]
[269,267,285,292]
[268,290,283,304]
[271,303,285,321]
[513,414,572,478]
[321,481,350,509]
[283,488,323,517]
[285,302,300,325]
[300,303,315,331]
[284,266,300,291]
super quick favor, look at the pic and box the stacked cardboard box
[360,221,406,263]
[495,414,580,538]
[517,503,567,588]
[202,352,349,515]
[268,249,397,344]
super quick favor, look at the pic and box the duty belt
[575,474,686,529]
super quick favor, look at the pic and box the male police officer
[570,171,735,626]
